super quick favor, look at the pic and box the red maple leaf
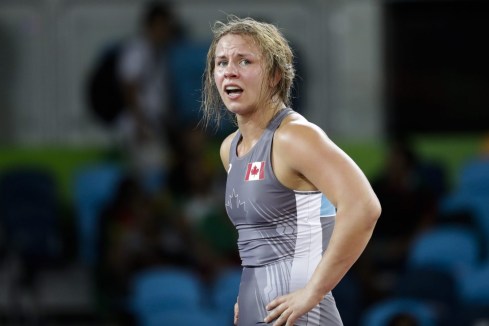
[251,165,260,176]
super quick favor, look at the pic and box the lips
[224,85,243,98]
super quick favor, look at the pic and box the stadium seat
[407,225,480,282]
[210,266,241,324]
[460,261,489,305]
[130,266,203,323]
[440,195,489,256]
[143,309,225,326]
[0,167,62,265]
[167,41,209,127]
[394,267,458,324]
[457,158,489,195]
[361,298,437,326]
[73,162,123,266]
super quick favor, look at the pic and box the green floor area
[0,146,119,204]
[321,133,484,189]
[0,133,485,204]
[412,134,485,187]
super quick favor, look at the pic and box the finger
[234,302,239,325]
[284,312,298,326]
[273,308,292,326]
[264,303,286,323]
[266,296,285,311]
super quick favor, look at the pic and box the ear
[269,68,282,88]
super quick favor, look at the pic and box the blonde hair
[201,15,295,128]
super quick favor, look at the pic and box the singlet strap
[267,108,294,132]
[229,130,241,160]
[228,108,295,160]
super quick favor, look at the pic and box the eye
[239,59,250,66]
[216,60,227,68]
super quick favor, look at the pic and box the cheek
[249,72,266,91]
[214,71,226,98]
[214,70,223,86]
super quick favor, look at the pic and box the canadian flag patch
[245,161,265,181]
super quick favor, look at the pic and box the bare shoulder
[274,112,375,206]
[275,113,333,156]
[220,130,238,171]
[274,112,350,178]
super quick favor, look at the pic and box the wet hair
[201,15,295,128]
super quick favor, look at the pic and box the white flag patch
[245,161,265,181]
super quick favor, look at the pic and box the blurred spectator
[87,1,183,188]
[358,136,443,303]
[373,137,439,240]
[96,175,200,312]
[94,127,235,313]
[166,127,239,273]
[114,1,183,189]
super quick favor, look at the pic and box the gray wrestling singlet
[225,108,343,325]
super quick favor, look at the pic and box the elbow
[338,195,381,229]
[367,196,382,225]
[360,195,381,228]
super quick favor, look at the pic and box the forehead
[215,33,261,56]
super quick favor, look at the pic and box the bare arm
[219,131,237,171]
[265,119,381,325]
[220,131,240,325]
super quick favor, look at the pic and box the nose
[224,62,238,79]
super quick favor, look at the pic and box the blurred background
[0,0,488,325]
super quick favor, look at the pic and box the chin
[224,99,261,117]
[225,103,248,115]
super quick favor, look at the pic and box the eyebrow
[215,53,255,60]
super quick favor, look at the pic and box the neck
[236,101,285,153]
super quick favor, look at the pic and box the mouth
[224,85,243,97]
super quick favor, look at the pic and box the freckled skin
[214,34,268,118]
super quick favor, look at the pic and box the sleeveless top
[225,108,336,267]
